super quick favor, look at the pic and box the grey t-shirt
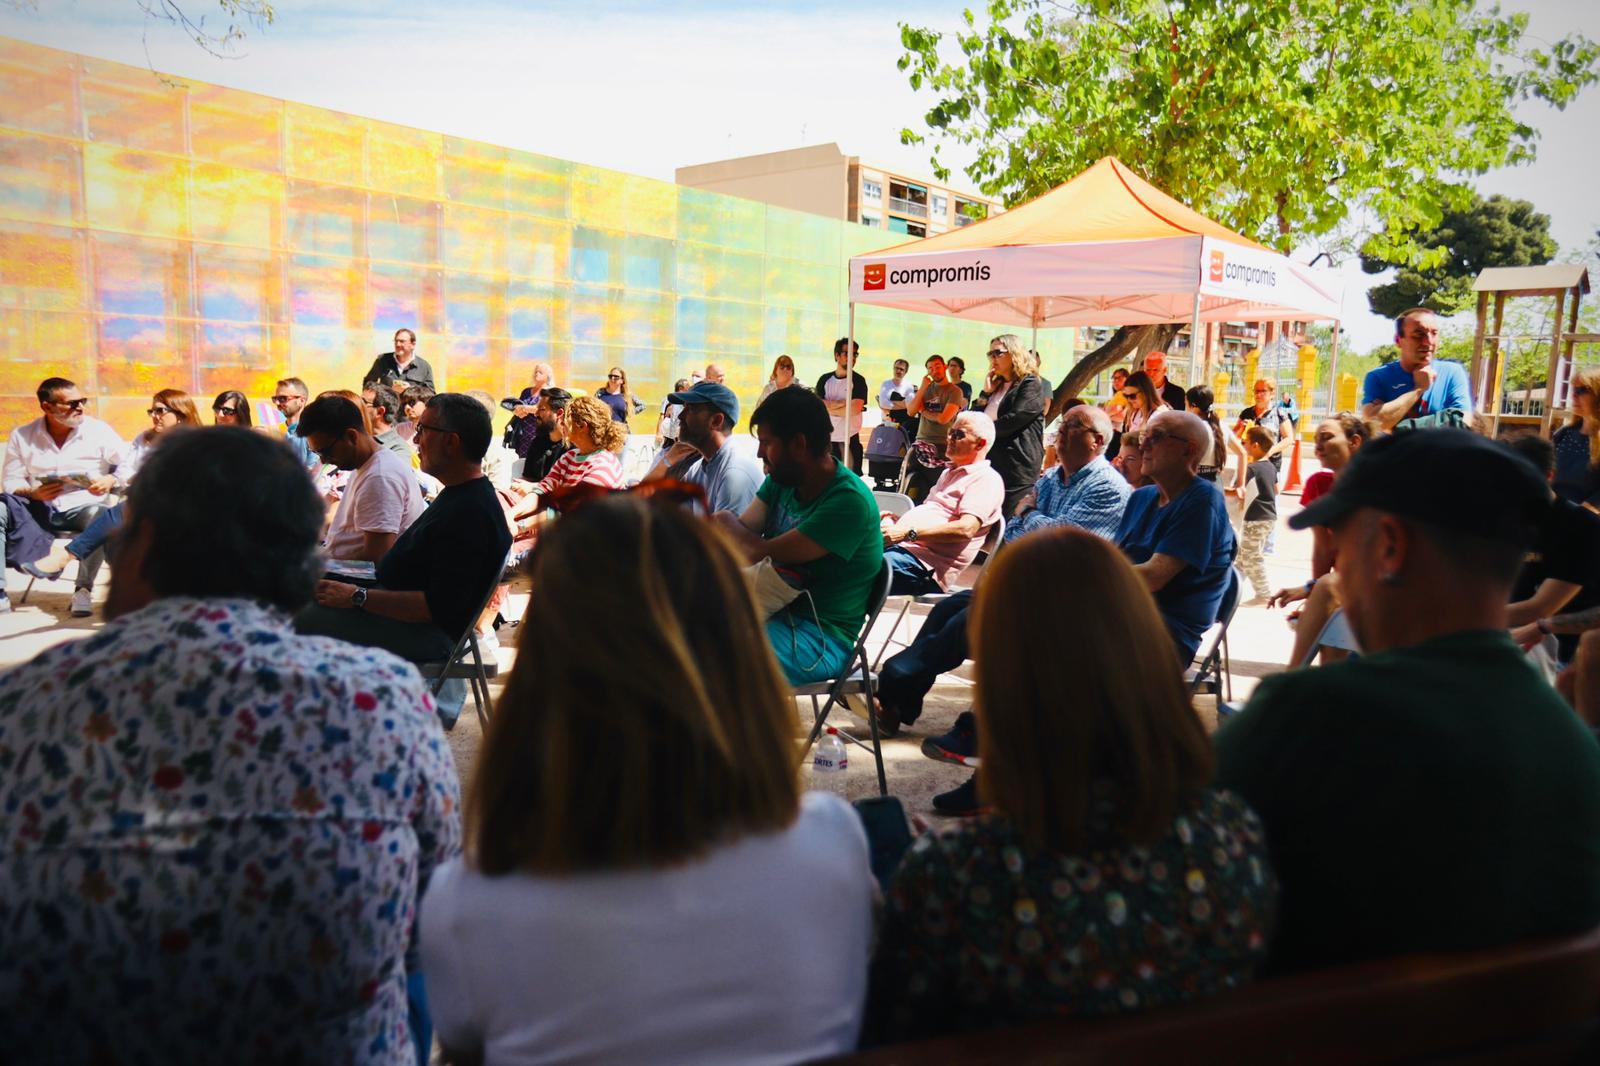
[689,441,764,516]
[915,381,966,445]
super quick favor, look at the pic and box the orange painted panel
[285,103,364,187]
[0,130,82,226]
[80,57,185,154]
[191,162,284,248]
[0,309,94,392]
[0,38,78,138]
[84,145,188,239]
[189,85,283,172]
[96,315,193,395]
[366,119,442,200]
[0,222,87,311]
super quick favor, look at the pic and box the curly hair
[565,393,627,453]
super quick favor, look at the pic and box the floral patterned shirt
[0,597,461,1065]
[868,788,1277,1041]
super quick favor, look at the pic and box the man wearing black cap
[664,380,762,516]
[1215,429,1600,974]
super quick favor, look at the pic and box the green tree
[1360,193,1557,319]
[896,0,1599,408]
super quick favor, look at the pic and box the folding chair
[876,516,1005,662]
[414,554,510,732]
[873,490,914,517]
[17,532,77,605]
[1186,566,1242,700]
[1294,606,1360,669]
[794,557,894,796]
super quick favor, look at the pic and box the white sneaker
[70,588,93,617]
[475,627,500,662]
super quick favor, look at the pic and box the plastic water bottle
[811,727,850,798]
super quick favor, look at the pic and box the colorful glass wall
[0,37,1071,441]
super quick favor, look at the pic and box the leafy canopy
[898,0,1598,268]
[1360,193,1557,319]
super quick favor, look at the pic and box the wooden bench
[827,926,1600,1065]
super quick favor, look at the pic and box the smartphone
[853,796,914,894]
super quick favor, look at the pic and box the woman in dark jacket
[975,333,1048,517]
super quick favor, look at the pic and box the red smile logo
[864,263,886,290]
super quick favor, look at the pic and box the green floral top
[869,788,1277,1041]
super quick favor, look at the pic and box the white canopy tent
[840,157,1344,420]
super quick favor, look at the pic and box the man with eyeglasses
[1142,351,1188,413]
[272,377,318,470]
[360,382,413,460]
[1,377,126,614]
[364,328,436,393]
[296,395,425,565]
[878,411,1003,596]
[296,393,511,729]
[1114,409,1237,666]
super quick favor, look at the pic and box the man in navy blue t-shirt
[1115,410,1237,663]
[1362,308,1472,431]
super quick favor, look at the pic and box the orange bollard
[1283,436,1303,493]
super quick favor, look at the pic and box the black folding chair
[1186,566,1242,700]
[414,554,509,732]
[794,557,893,796]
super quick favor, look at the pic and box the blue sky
[3,0,1596,352]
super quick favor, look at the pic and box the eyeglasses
[1144,429,1175,445]
[414,422,458,438]
[50,398,89,411]
[213,405,239,415]
[147,406,173,417]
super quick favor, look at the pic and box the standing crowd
[5,307,1600,1064]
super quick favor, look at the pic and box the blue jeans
[38,501,108,591]
[884,546,943,596]
[67,501,123,562]
[877,589,973,727]
[766,608,852,684]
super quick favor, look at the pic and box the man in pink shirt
[879,410,1005,595]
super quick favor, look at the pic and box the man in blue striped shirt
[1007,404,1130,543]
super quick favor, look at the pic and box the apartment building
[675,143,1000,237]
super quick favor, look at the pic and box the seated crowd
[5,309,1600,1064]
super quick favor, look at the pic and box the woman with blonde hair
[976,333,1049,517]
[420,495,873,1064]
[758,354,797,406]
[512,393,626,528]
[596,365,646,430]
[869,526,1276,1040]
[1554,366,1600,505]
[505,361,558,457]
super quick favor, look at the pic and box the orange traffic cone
[1284,437,1304,493]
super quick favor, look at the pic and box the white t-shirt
[420,792,874,1066]
[323,446,426,561]
[822,374,856,443]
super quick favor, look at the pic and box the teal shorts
[766,609,852,684]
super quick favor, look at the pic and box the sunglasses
[51,398,90,411]
[947,428,970,441]
[213,405,239,415]
[271,395,299,404]
[986,349,1005,358]
[147,406,174,416]
[607,374,623,380]
[1122,392,1139,401]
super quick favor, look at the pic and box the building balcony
[954,215,975,227]
[888,196,928,219]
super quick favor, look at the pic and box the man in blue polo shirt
[1362,308,1473,431]
[1115,409,1238,664]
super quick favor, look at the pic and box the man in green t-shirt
[715,387,883,684]
[1215,429,1600,974]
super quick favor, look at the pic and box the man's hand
[1511,621,1544,651]
[27,480,67,503]
[314,579,360,609]
[513,404,537,418]
[86,476,117,496]
[1268,585,1309,610]
[883,525,910,546]
[663,441,698,465]
[1015,489,1037,514]
[1412,364,1434,393]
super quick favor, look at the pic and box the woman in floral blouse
[868,526,1278,1041]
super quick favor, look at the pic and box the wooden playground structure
[1470,265,1593,436]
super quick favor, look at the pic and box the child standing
[1236,426,1279,604]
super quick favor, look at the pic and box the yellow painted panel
[365,119,442,200]
[0,38,79,138]
[189,85,283,172]
[442,203,508,275]
[191,162,284,247]
[80,57,186,154]
[0,130,82,226]
[0,309,93,392]
[286,103,364,187]
[0,222,87,311]
[84,145,188,239]
[96,315,193,395]
[92,232,192,320]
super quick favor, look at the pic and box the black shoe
[931,774,984,816]
[921,711,978,766]
[871,698,902,738]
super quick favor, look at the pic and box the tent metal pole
[1188,292,1202,386]
[847,302,857,446]
[1323,320,1341,421]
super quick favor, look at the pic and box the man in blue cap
[1215,428,1600,974]
[662,380,763,517]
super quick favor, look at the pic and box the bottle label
[813,755,848,772]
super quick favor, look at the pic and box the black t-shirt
[1158,379,1186,413]
[377,476,511,640]
[525,436,572,482]
[1514,496,1600,660]
[1243,459,1278,523]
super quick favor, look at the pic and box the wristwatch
[351,587,368,610]
[904,529,919,543]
